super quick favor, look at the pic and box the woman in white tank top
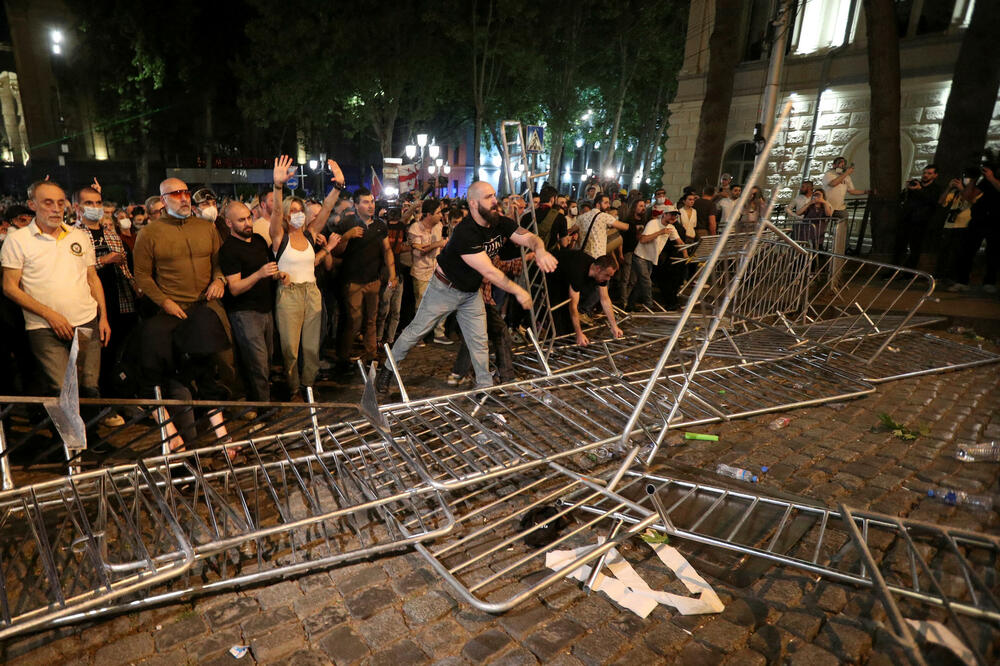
[269,156,343,399]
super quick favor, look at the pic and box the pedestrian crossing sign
[526,126,544,153]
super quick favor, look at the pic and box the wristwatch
[331,181,346,191]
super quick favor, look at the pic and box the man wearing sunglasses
[133,179,234,367]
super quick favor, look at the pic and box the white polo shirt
[1,220,98,330]
[634,217,679,265]
[822,170,854,211]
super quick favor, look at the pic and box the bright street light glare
[593,141,600,149]
[308,159,318,170]
[404,144,417,159]
[51,43,62,55]
[604,169,616,179]
[50,29,63,44]
[575,138,584,148]
[416,133,428,148]
[428,144,440,159]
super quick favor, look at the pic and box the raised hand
[92,177,102,194]
[273,155,295,187]
[327,159,345,186]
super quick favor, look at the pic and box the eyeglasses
[163,189,191,199]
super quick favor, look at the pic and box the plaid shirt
[84,224,138,314]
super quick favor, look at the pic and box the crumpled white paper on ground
[905,619,976,666]
[545,537,724,618]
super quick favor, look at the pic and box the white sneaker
[100,413,125,428]
[984,284,998,294]
[446,373,463,386]
[434,335,454,345]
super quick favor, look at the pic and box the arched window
[721,142,757,187]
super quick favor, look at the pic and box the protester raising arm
[269,155,294,252]
[306,159,346,237]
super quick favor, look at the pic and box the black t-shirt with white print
[435,215,518,292]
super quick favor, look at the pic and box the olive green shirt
[133,216,223,306]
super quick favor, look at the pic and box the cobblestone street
[2,330,998,666]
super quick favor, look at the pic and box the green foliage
[873,412,930,440]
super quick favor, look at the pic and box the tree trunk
[549,127,565,189]
[689,0,744,190]
[863,0,902,255]
[933,0,1000,184]
[473,112,483,182]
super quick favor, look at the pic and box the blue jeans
[228,309,274,402]
[389,276,491,388]
[629,254,654,308]
[377,280,404,344]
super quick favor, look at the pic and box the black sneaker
[375,366,394,393]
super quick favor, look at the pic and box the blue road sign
[525,126,544,153]
[286,177,299,190]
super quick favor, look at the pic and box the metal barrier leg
[0,421,13,490]
[305,386,323,454]
[383,343,410,403]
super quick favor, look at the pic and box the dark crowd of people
[1,153,996,435]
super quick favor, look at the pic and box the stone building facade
[661,0,1000,202]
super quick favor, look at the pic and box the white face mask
[289,212,306,228]
[569,206,578,216]
[119,219,132,230]
[82,206,102,222]
[655,196,665,205]
[197,205,217,221]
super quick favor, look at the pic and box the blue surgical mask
[82,206,102,222]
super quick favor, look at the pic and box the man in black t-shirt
[377,181,557,391]
[219,201,284,402]
[333,188,396,367]
[547,250,623,346]
[519,185,576,251]
[692,187,718,238]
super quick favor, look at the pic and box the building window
[721,142,757,187]
[791,0,859,55]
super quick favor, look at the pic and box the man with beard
[377,181,557,391]
[219,201,285,403]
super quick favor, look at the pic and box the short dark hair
[421,198,440,217]
[3,205,31,221]
[702,186,716,197]
[72,186,102,205]
[594,254,617,272]
[924,163,938,171]
[539,185,558,205]
[352,187,372,204]
[593,193,609,206]
[132,206,146,216]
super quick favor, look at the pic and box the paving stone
[747,624,796,662]
[672,640,723,666]
[250,622,307,663]
[784,642,841,666]
[498,601,552,640]
[203,596,259,629]
[391,567,437,597]
[277,648,333,666]
[241,604,297,636]
[776,610,824,641]
[345,586,397,620]
[302,604,350,640]
[93,633,155,666]
[430,658,464,666]
[462,628,511,662]
[255,580,305,609]
[813,619,873,662]
[814,584,848,613]
[454,608,495,632]
[415,618,469,659]
[153,613,208,651]
[136,650,190,666]
[524,618,585,661]
[722,647,767,666]
[695,618,750,653]
[491,647,539,665]
[402,590,456,625]
[367,639,428,666]
[570,625,624,665]
[295,589,343,618]
[186,626,244,662]
[642,620,692,656]
[358,608,410,647]
[319,624,370,664]
[758,577,805,608]
[336,565,388,597]
[720,597,768,628]
[298,571,335,595]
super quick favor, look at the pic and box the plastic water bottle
[927,488,995,511]
[768,417,792,430]
[716,464,758,483]
[955,441,1000,463]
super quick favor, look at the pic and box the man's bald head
[224,201,254,239]
[468,181,500,227]
[467,180,494,204]
[159,178,191,219]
